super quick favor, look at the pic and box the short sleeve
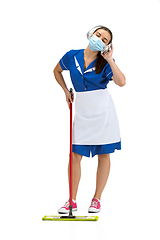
[59,50,72,71]
[104,59,115,81]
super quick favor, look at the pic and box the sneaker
[88,198,101,213]
[58,199,78,214]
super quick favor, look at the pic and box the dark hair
[94,26,113,74]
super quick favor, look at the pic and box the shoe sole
[88,208,101,213]
[58,208,78,214]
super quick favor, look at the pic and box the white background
[0,0,160,239]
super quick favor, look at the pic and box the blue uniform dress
[59,49,121,157]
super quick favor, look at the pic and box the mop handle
[69,88,73,209]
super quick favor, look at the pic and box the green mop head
[42,215,98,221]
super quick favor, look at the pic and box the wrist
[64,88,69,94]
[107,57,114,64]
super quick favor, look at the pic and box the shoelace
[63,201,70,208]
[91,200,98,208]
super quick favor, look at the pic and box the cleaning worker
[53,25,126,214]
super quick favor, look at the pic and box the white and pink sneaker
[88,198,101,213]
[58,199,78,214]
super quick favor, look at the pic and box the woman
[53,25,126,213]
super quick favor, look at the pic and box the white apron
[72,88,121,145]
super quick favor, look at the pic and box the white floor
[1,149,160,240]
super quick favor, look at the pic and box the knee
[70,152,82,162]
[98,154,110,163]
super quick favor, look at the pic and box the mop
[42,89,98,221]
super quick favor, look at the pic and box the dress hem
[72,141,121,158]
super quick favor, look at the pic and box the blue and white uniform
[59,49,121,157]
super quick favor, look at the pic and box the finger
[110,44,114,52]
[67,94,71,102]
[69,94,73,102]
[69,96,72,103]
[67,99,70,109]
[71,93,74,102]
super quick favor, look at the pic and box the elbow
[53,67,58,78]
[119,76,126,87]
[113,74,126,87]
[53,63,63,76]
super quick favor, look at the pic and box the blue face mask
[89,35,105,52]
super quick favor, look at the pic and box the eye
[103,38,108,44]
[96,32,101,37]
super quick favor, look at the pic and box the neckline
[83,50,97,72]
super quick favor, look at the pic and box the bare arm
[108,58,126,87]
[53,62,68,93]
[101,44,126,87]
[53,62,74,108]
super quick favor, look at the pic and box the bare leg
[94,154,110,200]
[68,152,82,201]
